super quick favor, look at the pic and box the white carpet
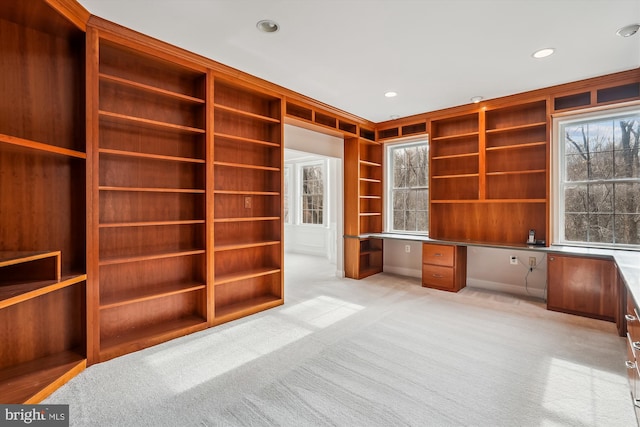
[45,254,637,426]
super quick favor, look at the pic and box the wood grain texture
[547,254,617,321]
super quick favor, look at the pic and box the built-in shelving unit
[429,100,549,244]
[212,79,284,324]
[0,0,88,402]
[344,129,384,279]
[88,31,210,362]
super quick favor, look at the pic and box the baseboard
[466,278,546,300]
[383,265,421,279]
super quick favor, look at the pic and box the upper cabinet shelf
[99,73,205,104]
[214,104,281,124]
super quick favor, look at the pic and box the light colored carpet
[45,254,637,426]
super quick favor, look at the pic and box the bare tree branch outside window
[561,110,640,246]
[301,164,324,225]
[389,141,429,233]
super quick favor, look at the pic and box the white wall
[383,243,548,300]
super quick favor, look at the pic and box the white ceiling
[78,0,640,123]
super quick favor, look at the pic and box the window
[386,140,429,233]
[555,105,640,247]
[300,163,324,225]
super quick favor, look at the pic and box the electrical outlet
[529,257,537,267]
[405,245,411,253]
[244,196,252,209]
[510,255,518,265]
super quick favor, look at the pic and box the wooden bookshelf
[212,78,284,323]
[429,100,549,245]
[0,0,87,403]
[344,130,383,279]
[87,31,210,363]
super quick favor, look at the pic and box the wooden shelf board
[99,73,205,104]
[360,195,382,199]
[99,110,205,134]
[213,216,280,223]
[214,240,280,252]
[0,274,86,310]
[485,141,547,151]
[99,249,205,266]
[99,148,205,164]
[213,190,279,196]
[0,351,86,404]
[213,161,280,171]
[0,133,85,159]
[485,121,546,134]
[360,178,381,183]
[214,132,279,148]
[214,295,282,324]
[99,186,205,194]
[359,160,381,167]
[100,282,206,310]
[486,169,546,176]
[214,103,281,123]
[432,152,479,160]
[0,251,60,268]
[360,212,382,217]
[214,267,281,286]
[431,131,479,141]
[100,316,206,358]
[360,249,383,256]
[432,173,479,179]
[99,220,205,228]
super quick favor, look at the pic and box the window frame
[384,138,430,235]
[552,101,640,249]
[298,160,327,227]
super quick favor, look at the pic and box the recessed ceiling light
[256,19,279,33]
[617,24,640,37]
[532,48,555,59]
[384,91,398,98]
[470,96,483,103]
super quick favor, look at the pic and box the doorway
[284,125,344,277]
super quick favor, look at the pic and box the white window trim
[384,138,429,235]
[552,101,640,249]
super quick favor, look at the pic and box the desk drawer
[423,244,454,267]
[422,264,454,289]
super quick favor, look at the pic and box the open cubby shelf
[99,110,205,134]
[214,268,281,286]
[214,132,280,147]
[214,104,281,123]
[99,73,205,104]
[0,351,86,404]
[100,282,206,309]
[214,295,282,323]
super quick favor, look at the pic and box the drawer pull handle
[432,274,444,278]
[633,342,640,351]
[626,314,637,322]
[433,253,443,257]
[626,361,636,369]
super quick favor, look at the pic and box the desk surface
[363,232,640,309]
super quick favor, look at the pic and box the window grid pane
[388,141,429,233]
[301,164,324,225]
[560,111,640,247]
